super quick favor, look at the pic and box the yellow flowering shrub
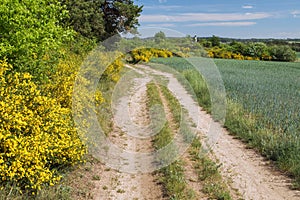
[43,51,105,110]
[102,57,124,82]
[0,60,86,190]
[232,53,244,60]
[128,48,173,63]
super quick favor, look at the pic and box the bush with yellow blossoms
[0,60,86,190]
[128,48,173,64]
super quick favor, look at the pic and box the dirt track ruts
[91,64,300,200]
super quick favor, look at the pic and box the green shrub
[0,0,73,80]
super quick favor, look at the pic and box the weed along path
[89,63,300,200]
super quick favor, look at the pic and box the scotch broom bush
[0,60,86,191]
[128,48,173,64]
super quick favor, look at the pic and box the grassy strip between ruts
[147,82,232,199]
[159,84,232,200]
[146,83,195,200]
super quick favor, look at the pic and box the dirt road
[90,64,300,200]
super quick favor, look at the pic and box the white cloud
[186,21,256,27]
[158,0,167,3]
[145,23,176,27]
[139,12,272,23]
[242,5,253,9]
[143,5,182,10]
[291,10,300,18]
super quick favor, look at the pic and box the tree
[61,0,143,42]
[209,35,221,47]
[154,31,166,43]
[269,45,297,62]
[60,0,106,41]
[0,0,73,77]
[102,0,143,37]
[245,42,268,58]
[228,41,247,55]
[200,39,212,48]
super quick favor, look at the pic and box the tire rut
[92,72,164,200]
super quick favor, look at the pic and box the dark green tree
[228,41,247,54]
[209,35,221,47]
[269,45,297,62]
[60,0,106,40]
[200,39,212,48]
[154,31,166,43]
[61,0,143,42]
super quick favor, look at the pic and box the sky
[134,0,300,39]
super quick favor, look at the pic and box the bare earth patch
[92,73,164,200]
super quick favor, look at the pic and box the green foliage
[60,0,106,41]
[103,0,143,36]
[201,36,297,62]
[154,31,166,43]
[269,45,297,62]
[182,70,211,112]
[199,39,212,48]
[151,58,211,111]
[146,83,194,200]
[244,42,268,58]
[117,33,207,57]
[61,0,143,42]
[209,35,221,47]
[0,0,74,78]
[157,78,230,198]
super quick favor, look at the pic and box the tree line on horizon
[199,35,298,62]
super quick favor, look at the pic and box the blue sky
[135,0,300,38]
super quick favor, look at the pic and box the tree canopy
[60,0,143,42]
[0,0,73,75]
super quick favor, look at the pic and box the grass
[0,184,72,200]
[150,57,300,188]
[296,52,300,61]
[190,139,232,200]
[147,82,232,199]
[0,156,101,200]
[146,83,195,200]
[159,85,232,199]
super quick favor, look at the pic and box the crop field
[152,57,300,134]
[150,57,300,186]
[297,52,300,60]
